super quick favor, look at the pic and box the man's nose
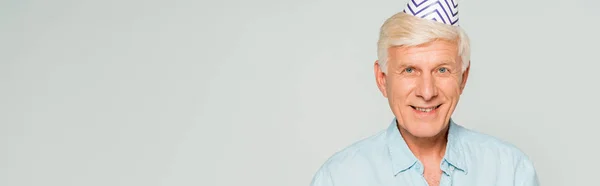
[415,74,438,101]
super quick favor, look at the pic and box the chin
[402,122,446,138]
[398,105,450,138]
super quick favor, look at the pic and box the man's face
[375,40,469,138]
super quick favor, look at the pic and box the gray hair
[377,12,471,73]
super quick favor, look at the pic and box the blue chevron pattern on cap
[403,0,459,26]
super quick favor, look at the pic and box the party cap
[403,0,460,26]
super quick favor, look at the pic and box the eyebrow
[395,60,458,68]
[437,61,457,66]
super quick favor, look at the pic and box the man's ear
[459,62,470,94]
[374,60,388,98]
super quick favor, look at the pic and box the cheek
[436,78,462,95]
[387,78,416,99]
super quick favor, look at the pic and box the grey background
[1,0,598,185]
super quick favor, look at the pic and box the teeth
[415,107,435,112]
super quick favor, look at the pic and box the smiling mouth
[410,104,442,113]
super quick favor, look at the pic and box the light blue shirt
[310,118,539,186]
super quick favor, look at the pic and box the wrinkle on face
[376,39,468,139]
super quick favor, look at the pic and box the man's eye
[404,67,414,73]
[438,67,448,73]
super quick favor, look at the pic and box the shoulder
[454,124,526,154]
[453,123,535,166]
[310,129,390,185]
[453,123,539,185]
[319,129,388,169]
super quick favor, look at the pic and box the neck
[398,123,449,160]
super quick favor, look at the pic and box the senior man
[310,0,539,186]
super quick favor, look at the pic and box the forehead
[389,40,459,66]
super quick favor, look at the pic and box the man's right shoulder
[321,129,388,167]
[310,129,390,185]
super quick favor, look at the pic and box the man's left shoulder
[453,124,533,162]
[453,124,540,185]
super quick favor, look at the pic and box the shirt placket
[440,161,456,186]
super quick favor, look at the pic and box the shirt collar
[444,118,468,174]
[385,118,418,175]
[385,118,468,176]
